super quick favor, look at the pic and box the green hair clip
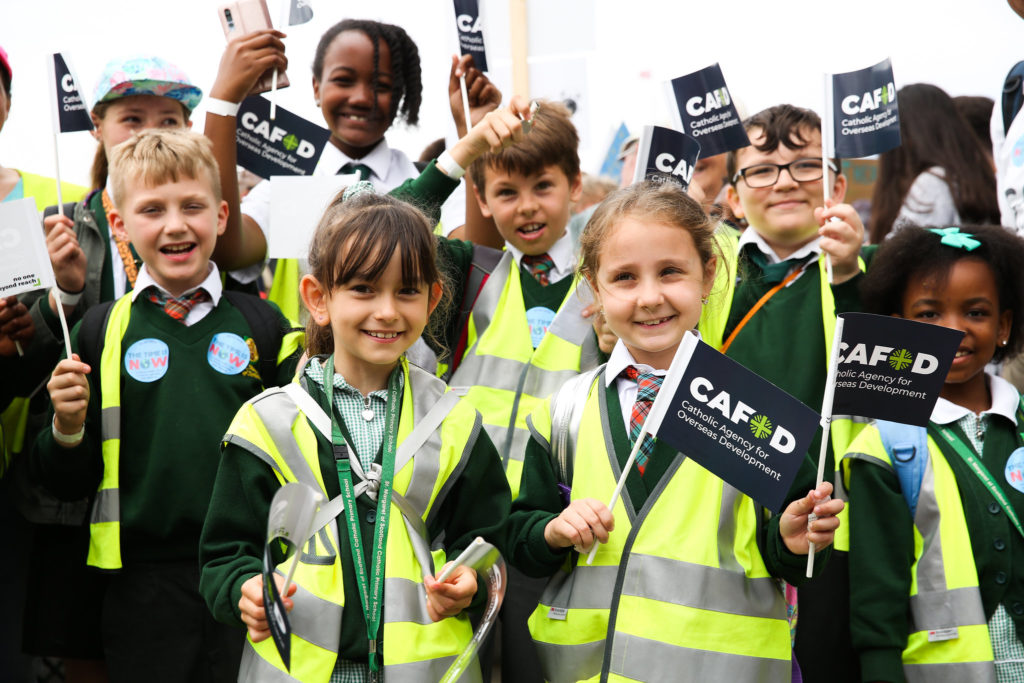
[929,227,981,251]
[342,180,376,203]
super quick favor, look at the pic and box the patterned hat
[0,45,11,87]
[92,56,202,112]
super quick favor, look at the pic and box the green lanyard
[322,356,402,677]
[936,401,1024,542]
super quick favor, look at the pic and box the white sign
[0,198,55,297]
[268,174,360,259]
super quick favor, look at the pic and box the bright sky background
[1,0,1022,187]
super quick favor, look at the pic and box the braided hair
[312,19,422,127]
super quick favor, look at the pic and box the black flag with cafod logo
[632,125,701,189]
[453,0,488,72]
[830,58,901,158]
[50,53,92,133]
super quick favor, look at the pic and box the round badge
[1006,448,1024,494]
[526,306,556,348]
[124,338,170,383]
[208,332,251,375]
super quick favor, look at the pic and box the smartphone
[218,0,290,95]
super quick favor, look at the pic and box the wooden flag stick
[822,73,835,285]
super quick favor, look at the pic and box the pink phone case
[218,0,289,94]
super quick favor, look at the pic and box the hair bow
[342,180,376,202]
[929,227,981,251]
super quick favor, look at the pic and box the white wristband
[52,416,84,444]
[206,97,241,117]
[436,150,466,180]
[55,285,83,307]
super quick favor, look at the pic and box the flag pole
[822,72,834,285]
[806,315,844,577]
[586,432,646,565]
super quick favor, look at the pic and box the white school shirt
[504,229,576,285]
[131,262,222,327]
[737,228,823,283]
[604,341,668,435]
[930,372,1020,454]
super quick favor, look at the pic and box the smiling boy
[31,129,301,683]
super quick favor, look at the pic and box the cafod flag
[453,0,488,72]
[50,53,92,133]
[236,96,330,178]
[644,332,821,513]
[667,63,749,158]
[832,313,963,426]
[631,125,701,189]
[262,482,323,671]
[0,199,56,298]
[831,58,901,158]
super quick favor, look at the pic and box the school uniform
[505,341,824,682]
[199,357,511,682]
[845,374,1024,683]
[30,264,302,683]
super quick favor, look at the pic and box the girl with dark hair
[868,84,1000,243]
[844,224,1024,682]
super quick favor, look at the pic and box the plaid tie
[522,253,556,286]
[622,365,663,475]
[339,162,372,181]
[146,287,210,323]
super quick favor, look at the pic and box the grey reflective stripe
[101,406,119,441]
[384,576,432,625]
[534,639,605,683]
[479,422,529,466]
[519,367,596,408]
[90,487,118,524]
[905,661,996,683]
[597,382,637,524]
[545,283,594,345]
[405,337,438,376]
[385,655,481,683]
[397,371,459,515]
[462,251,513,342]
[526,413,550,452]
[843,450,897,476]
[281,383,330,439]
[299,526,337,565]
[237,640,298,682]
[909,587,987,630]
[285,577,342,652]
[608,632,791,683]
[716,485,743,574]
[539,564,617,610]
[250,390,322,492]
[392,490,434,577]
[914,456,945,593]
[451,355,527,394]
[223,434,284,479]
[621,553,786,620]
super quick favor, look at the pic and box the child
[719,104,868,682]
[843,224,1024,683]
[506,180,843,682]
[30,129,303,683]
[198,191,511,682]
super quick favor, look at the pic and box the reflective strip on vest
[450,251,598,497]
[88,295,133,569]
[841,428,996,681]
[529,371,791,682]
[227,361,479,681]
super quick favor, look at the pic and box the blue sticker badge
[1005,448,1024,493]
[124,338,170,383]
[1013,136,1024,168]
[208,332,251,375]
[526,306,556,348]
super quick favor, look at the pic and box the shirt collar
[605,340,668,387]
[131,262,222,305]
[737,227,822,265]
[931,373,1021,426]
[315,138,393,182]
[505,229,576,282]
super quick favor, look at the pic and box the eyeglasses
[733,157,840,188]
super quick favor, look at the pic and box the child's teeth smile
[637,316,672,326]
[365,331,399,339]
[161,244,194,254]
[519,223,544,234]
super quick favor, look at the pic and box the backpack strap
[875,419,930,517]
[42,202,81,220]
[548,365,604,506]
[77,300,116,369]
[223,290,291,387]
[449,245,504,376]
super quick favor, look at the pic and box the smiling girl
[504,180,843,682]
[843,225,1024,683]
[199,191,512,682]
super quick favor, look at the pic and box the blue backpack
[874,420,930,517]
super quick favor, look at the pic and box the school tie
[522,253,556,286]
[743,245,816,286]
[339,162,372,181]
[622,365,664,475]
[146,287,210,324]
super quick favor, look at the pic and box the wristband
[206,97,241,117]
[55,284,83,307]
[436,150,466,180]
[52,416,84,445]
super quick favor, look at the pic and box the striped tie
[622,365,663,475]
[522,253,555,286]
[146,287,210,323]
